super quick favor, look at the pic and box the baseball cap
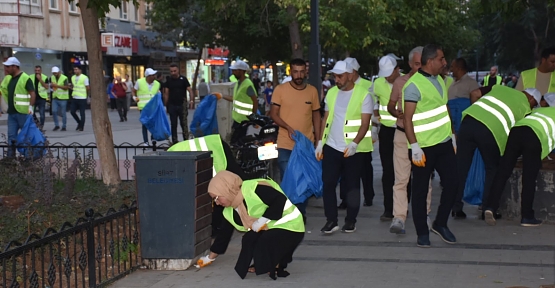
[378,55,397,77]
[52,66,60,73]
[327,61,353,75]
[145,68,157,77]
[230,60,249,71]
[344,57,360,71]
[2,57,20,67]
[524,88,542,106]
[543,93,555,107]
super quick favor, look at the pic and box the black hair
[35,65,42,69]
[453,58,468,72]
[421,44,443,67]
[73,65,82,70]
[540,46,555,60]
[290,58,306,67]
[169,63,179,68]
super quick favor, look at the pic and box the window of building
[69,0,78,13]
[134,2,139,22]
[49,0,58,10]
[145,3,151,25]
[120,0,128,20]
[20,0,40,5]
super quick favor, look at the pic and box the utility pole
[308,0,322,99]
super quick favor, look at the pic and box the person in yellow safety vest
[441,66,454,90]
[453,85,541,219]
[2,57,36,156]
[70,66,89,131]
[197,171,304,280]
[402,44,457,248]
[315,60,373,234]
[516,46,555,95]
[133,68,161,146]
[30,65,49,128]
[50,66,70,131]
[483,94,555,227]
[481,66,502,87]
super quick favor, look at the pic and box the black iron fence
[0,141,171,181]
[0,202,139,288]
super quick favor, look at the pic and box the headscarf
[208,171,257,229]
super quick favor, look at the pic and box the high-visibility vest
[30,74,48,99]
[52,75,69,100]
[483,75,502,87]
[2,72,31,114]
[444,76,454,89]
[373,77,396,127]
[71,74,89,99]
[232,78,256,123]
[167,135,227,176]
[462,85,531,155]
[402,73,451,148]
[521,68,555,93]
[323,85,373,152]
[223,178,305,233]
[513,107,555,159]
[136,78,161,110]
[0,75,11,98]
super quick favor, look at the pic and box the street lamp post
[308,0,322,99]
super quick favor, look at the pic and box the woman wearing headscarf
[198,170,305,280]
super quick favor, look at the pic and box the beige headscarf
[208,171,257,229]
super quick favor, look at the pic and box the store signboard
[0,16,19,47]
[101,33,132,56]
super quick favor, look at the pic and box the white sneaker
[389,218,406,234]
[141,142,149,147]
[427,216,432,231]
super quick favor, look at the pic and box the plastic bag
[463,149,485,205]
[281,131,323,204]
[139,92,171,141]
[447,98,471,134]
[16,114,46,158]
[190,94,219,137]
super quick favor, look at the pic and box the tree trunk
[190,48,203,109]
[79,0,121,187]
[286,5,303,59]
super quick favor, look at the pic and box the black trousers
[485,126,542,219]
[116,97,128,120]
[454,116,501,212]
[167,103,189,143]
[410,141,457,236]
[323,145,363,224]
[339,152,374,203]
[379,126,395,214]
[70,98,87,129]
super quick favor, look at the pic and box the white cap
[378,55,397,77]
[51,66,60,73]
[145,68,157,77]
[524,88,542,106]
[2,57,20,67]
[327,61,353,75]
[344,57,360,71]
[230,60,249,71]
[544,93,555,107]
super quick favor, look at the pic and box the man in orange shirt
[270,58,321,218]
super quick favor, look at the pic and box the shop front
[101,32,146,82]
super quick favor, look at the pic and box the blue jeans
[70,99,87,129]
[52,99,67,128]
[278,148,308,215]
[8,113,29,156]
[35,98,46,127]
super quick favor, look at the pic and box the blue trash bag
[16,115,46,158]
[281,131,323,204]
[190,94,219,137]
[139,92,171,141]
[463,149,486,205]
[447,98,471,134]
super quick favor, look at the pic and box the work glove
[133,96,138,102]
[371,115,381,125]
[315,140,324,161]
[195,255,215,268]
[344,142,358,157]
[28,105,33,114]
[251,217,269,232]
[371,126,379,143]
[410,143,426,167]
[451,134,457,153]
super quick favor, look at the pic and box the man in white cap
[1,57,36,154]
[50,66,69,131]
[70,65,89,131]
[454,85,540,220]
[483,93,554,227]
[315,60,373,234]
[133,68,161,145]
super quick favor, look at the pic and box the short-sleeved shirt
[324,88,373,152]
[448,74,480,100]
[8,73,34,114]
[164,75,190,106]
[272,82,320,150]
[390,73,412,128]
[263,87,273,104]
[515,70,553,95]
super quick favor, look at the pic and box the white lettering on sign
[114,35,131,48]
[102,33,133,56]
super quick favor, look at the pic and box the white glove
[371,126,379,143]
[372,115,381,125]
[28,105,33,114]
[251,217,270,232]
[451,134,457,153]
[133,96,138,102]
[344,142,358,157]
[315,140,324,161]
[196,255,215,268]
[410,143,426,167]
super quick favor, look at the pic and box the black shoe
[363,199,373,207]
[124,117,127,121]
[431,222,456,244]
[76,126,80,131]
[53,126,60,131]
[61,127,66,131]
[380,212,394,222]
[320,221,339,234]
[451,210,467,219]
[78,127,83,132]
[521,217,542,227]
[119,119,124,122]
[341,222,356,233]
[417,235,431,248]
[337,201,347,209]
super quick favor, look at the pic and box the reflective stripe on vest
[167,134,227,176]
[30,74,48,99]
[71,74,88,99]
[373,77,396,127]
[521,68,555,93]
[232,79,256,123]
[136,78,161,110]
[52,75,69,100]
[514,107,555,159]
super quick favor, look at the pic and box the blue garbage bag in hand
[190,94,218,137]
[447,98,471,134]
[139,92,171,141]
[281,131,323,204]
[16,115,46,158]
[463,149,485,205]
